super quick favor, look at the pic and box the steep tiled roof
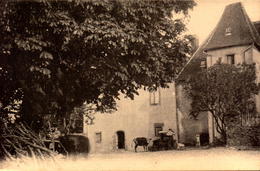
[177,2,260,81]
[204,2,260,51]
[176,31,213,81]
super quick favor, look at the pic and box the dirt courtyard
[1,147,260,170]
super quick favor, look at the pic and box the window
[150,88,160,105]
[227,54,235,65]
[154,123,164,137]
[95,132,102,143]
[225,27,232,36]
[244,50,253,64]
[206,55,212,67]
[200,60,206,68]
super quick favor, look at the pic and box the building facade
[83,2,260,152]
[204,2,260,142]
[177,2,260,144]
[84,84,179,153]
[176,37,210,145]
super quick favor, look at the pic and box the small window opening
[150,88,160,105]
[227,54,235,65]
[95,132,102,143]
[225,27,232,36]
[200,60,206,68]
[154,123,164,137]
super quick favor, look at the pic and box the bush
[227,125,260,147]
[59,135,89,155]
[212,137,226,147]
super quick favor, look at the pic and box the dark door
[117,131,125,149]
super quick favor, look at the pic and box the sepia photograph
[0,0,260,170]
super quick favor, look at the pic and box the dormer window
[225,27,232,36]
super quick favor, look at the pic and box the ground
[1,147,260,170]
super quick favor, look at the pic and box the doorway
[116,131,125,149]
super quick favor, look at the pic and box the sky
[187,0,260,45]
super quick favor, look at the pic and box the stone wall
[85,83,177,153]
[176,84,209,145]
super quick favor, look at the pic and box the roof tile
[204,2,260,51]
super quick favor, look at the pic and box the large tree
[184,63,259,143]
[0,0,195,132]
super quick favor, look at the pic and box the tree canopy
[184,63,259,143]
[0,0,196,131]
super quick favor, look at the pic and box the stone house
[84,84,179,153]
[82,2,260,153]
[82,38,201,153]
[177,2,260,145]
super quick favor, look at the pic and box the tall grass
[0,155,67,171]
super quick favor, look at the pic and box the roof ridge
[226,2,241,7]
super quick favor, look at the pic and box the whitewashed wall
[85,83,177,153]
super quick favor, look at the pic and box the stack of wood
[0,122,56,159]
